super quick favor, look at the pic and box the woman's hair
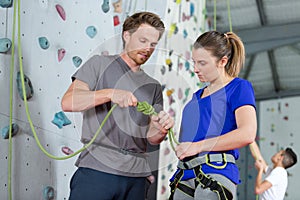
[122,12,165,48]
[193,31,245,77]
[282,148,297,169]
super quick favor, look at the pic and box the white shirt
[260,166,288,200]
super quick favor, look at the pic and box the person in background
[250,141,297,200]
[169,31,257,200]
[61,11,174,200]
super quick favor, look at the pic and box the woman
[169,31,257,200]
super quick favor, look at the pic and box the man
[61,12,174,200]
[249,141,297,200]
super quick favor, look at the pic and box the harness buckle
[205,153,228,169]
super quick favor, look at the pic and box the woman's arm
[176,105,257,160]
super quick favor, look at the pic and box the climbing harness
[169,153,235,200]
[177,153,235,170]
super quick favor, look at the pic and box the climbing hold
[16,71,34,100]
[1,123,19,139]
[168,95,175,105]
[168,108,175,117]
[38,37,50,50]
[57,48,66,62]
[183,29,188,39]
[185,50,190,60]
[0,38,12,53]
[168,23,177,38]
[113,0,122,13]
[165,58,172,66]
[178,88,183,100]
[51,111,71,129]
[176,0,181,4]
[178,62,183,70]
[86,26,97,38]
[182,13,190,21]
[113,15,120,26]
[72,56,82,68]
[166,89,174,97]
[190,3,195,16]
[0,0,13,8]
[101,0,110,13]
[55,4,66,21]
[43,186,55,200]
[184,60,190,71]
[61,146,74,155]
[160,65,166,75]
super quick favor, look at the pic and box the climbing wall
[258,96,300,200]
[154,1,207,199]
[0,0,166,199]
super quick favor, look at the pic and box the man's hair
[122,12,165,48]
[282,148,297,169]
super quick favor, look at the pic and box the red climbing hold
[55,4,66,21]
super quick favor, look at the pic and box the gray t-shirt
[72,55,163,177]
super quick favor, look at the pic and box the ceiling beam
[268,50,280,92]
[256,0,267,25]
[256,89,300,101]
[235,22,300,55]
[243,54,256,80]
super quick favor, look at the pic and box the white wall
[259,96,300,200]
[0,1,166,199]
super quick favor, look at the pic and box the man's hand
[151,111,174,135]
[110,89,138,107]
[255,159,264,172]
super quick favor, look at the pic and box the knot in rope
[137,101,157,116]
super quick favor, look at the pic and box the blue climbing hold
[190,2,195,16]
[0,38,12,53]
[16,71,34,100]
[72,56,82,68]
[52,111,71,129]
[1,123,19,139]
[86,26,97,38]
[0,0,13,8]
[43,186,55,200]
[38,37,50,50]
[101,0,110,13]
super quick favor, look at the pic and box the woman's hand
[175,142,201,160]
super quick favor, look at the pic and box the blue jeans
[69,167,147,200]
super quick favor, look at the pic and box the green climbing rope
[7,0,18,199]
[137,101,179,151]
[213,0,217,31]
[226,0,233,32]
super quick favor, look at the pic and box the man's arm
[61,79,138,112]
[255,160,272,194]
[249,141,268,171]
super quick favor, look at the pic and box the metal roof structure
[206,0,300,100]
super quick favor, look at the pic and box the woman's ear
[219,56,228,68]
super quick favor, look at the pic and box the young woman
[169,31,257,200]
